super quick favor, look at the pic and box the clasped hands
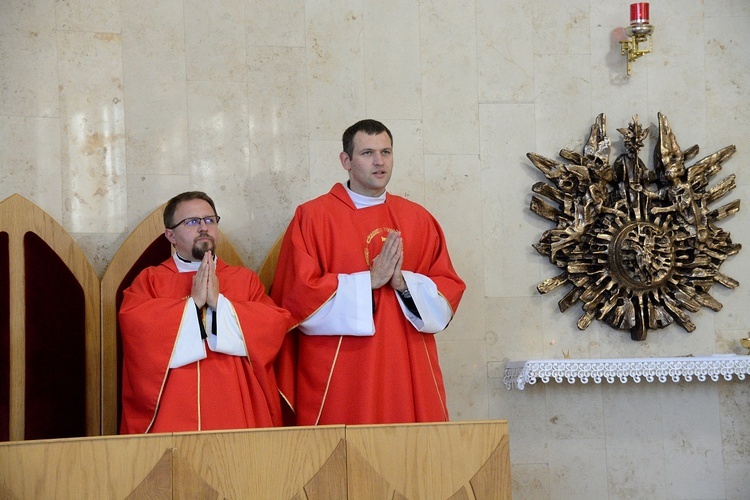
[192,250,219,309]
[370,231,407,292]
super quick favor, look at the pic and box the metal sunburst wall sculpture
[528,112,741,340]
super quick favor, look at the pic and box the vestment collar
[172,252,216,273]
[339,181,387,209]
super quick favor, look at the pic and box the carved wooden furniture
[0,194,101,441]
[0,421,511,499]
[100,203,244,435]
[257,234,284,294]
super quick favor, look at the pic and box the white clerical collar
[343,182,386,209]
[172,252,215,273]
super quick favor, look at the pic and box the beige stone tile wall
[2,0,749,497]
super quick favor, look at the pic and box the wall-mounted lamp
[620,2,653,75]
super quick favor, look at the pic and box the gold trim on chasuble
[422,335,449,421]
[145,297,193,433]
[314,336,344,425]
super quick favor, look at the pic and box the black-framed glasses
[168,215,220,229]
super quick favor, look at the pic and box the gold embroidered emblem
[364,226,399,268]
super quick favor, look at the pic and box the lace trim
[503,355,750,390]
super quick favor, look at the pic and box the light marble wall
[2,0,750,497]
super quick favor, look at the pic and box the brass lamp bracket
[620,24,654,75]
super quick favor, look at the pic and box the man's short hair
[342,119,393,159]
[163,191,217,228]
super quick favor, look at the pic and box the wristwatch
[398,287,412,299]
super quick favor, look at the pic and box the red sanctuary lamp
[620,2,654,75]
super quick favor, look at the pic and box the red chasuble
[119,257,291,434]
[272,183,465,425]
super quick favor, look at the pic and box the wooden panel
[0,232,8,442]
[0,433,173,499]
[0,194,100,440]
[100,203,245,435]
[173,425,346,499]
[0,423,510,499]
[346,421,511,500]
[257,233,284,294]
[24,232,87,439]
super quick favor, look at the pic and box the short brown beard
[192,238,215,260]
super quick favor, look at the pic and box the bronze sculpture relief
[529,113,740,340]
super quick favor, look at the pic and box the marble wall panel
[705,15,750,156]
[437,339,488,422]
[532,54,592,153]
[73,231,128,278]
[0,26,59,118]
[489,378,549,464]
[646,1,707,145]
[589,25,650,115]
[545,383,604,440]
[510,463,551,500]
[724,463,750,500]
[532,0,590,56]
[362,0,421,120]
[57,30,127,233]
[382,120,425,205]
[55,0,121,33]
[305,0,366,139]
[0,0,56,31]
[662,382,726,499]
[2,1,750,497]
[548,438,608,500]
[697,176,748,338]
[121,2,188,176]
[121,0,185,24]
[716,328,750,357]
[247,46,311,264]
[187,80,253,263]
[602,383,667,500]
[184,0,246,82]
[539,285,603,360]
[486,296,545,362]
[480,103,542,298]
[596,311,718,359]
[308,139,343,199]
[246,0,305,47]
[419,0,478,155]
[0,116,62,218]
[425,154,484,342]
[476,0,534,104]
[588,0,625,28]
[125,173,190,228]
[731,0,750,16]
[719,379,750,464]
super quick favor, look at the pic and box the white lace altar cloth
[504,355,750,390]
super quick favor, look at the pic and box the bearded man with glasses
[118,191,292,434]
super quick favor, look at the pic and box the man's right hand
[370,231,402,289]
[192,250,219,308]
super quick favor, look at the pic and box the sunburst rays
[529,113,741,340]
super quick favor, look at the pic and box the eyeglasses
[168,215,220,229]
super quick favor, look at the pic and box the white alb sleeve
[170,298,208,368]
[396,271,453,333]
[205,294,248,356]
[299,271,375,336]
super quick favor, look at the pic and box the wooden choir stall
[0,194,511,499]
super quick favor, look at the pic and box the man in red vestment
[119,191,291,434]
[271,119,466,425]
